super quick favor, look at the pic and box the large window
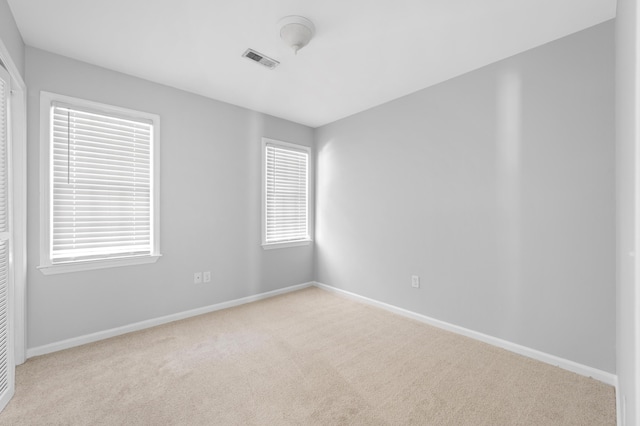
[262,138,310,249]
[39,92,161,274]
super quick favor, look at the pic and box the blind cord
[67,110,70,184]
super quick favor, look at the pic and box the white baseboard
[313,282,617,387]
[27,279,617,389]
[27,282,314,358]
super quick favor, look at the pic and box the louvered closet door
[0,64,14,413]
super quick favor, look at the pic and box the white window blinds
[50,103,154,263]
[264,142,309,244]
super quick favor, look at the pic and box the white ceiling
[8,0,616,128]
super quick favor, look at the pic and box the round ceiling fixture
[279,16,315,55]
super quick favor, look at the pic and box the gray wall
[0,0,24,77]
[26,47,315,349]
[315,21,615,373]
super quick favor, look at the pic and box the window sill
[262,240,312,250]
[38,254,162,275]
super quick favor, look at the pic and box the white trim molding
[0,38,27,366]
[38,254,162,275]
[27,282,313,358]
[313,282,618,387]
[262,240,311,250]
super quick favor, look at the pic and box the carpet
[0,287,615,425]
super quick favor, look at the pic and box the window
[39,92,161,274]
[262,138,311,249]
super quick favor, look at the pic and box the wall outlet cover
[411,275,420,288]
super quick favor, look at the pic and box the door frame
[0,39,27,367]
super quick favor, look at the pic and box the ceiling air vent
[242,49,279,70]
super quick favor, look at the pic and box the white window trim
[261,240,311,250]
[38,92,161,274]
[261,137,312,250]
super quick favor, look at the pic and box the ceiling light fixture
[279,16,315,55]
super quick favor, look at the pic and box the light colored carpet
[1,287,615,425]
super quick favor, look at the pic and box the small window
[39,92,161,274]
[262,138,311,249]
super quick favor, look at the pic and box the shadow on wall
[496,66,523,338]
[246,110,265,295]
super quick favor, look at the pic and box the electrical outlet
[194,272,202,284]
[411,275,420,288]
[203,271,211,283]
